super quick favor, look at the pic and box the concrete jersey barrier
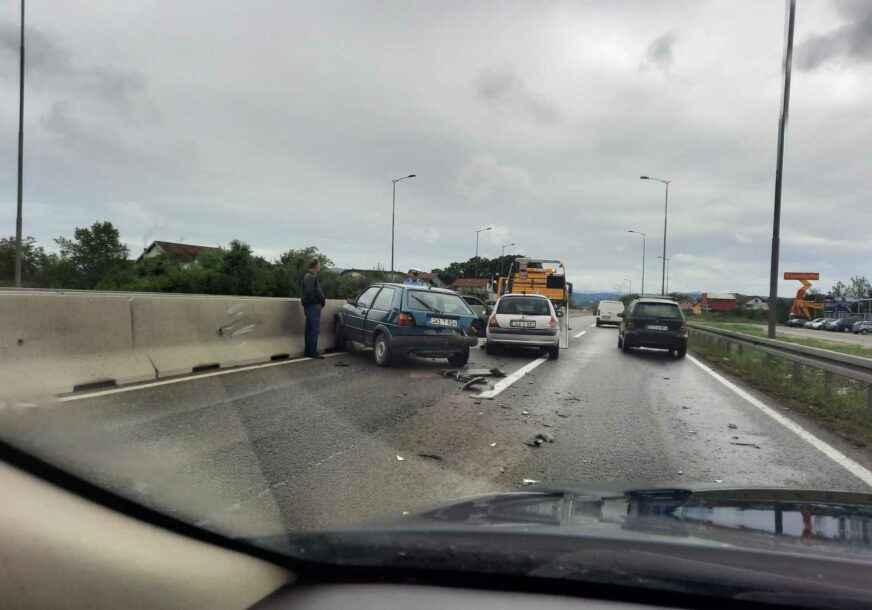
[0,293,155,396]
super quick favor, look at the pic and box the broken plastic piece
[396,455,405,461]
[462,377,488,390]
[417,453,443,460]
[489,442,497,447]
[521,478,539,486]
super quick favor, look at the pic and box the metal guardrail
[687,323,872,409]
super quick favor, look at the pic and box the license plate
[429,317,458,327]
[510,320,536,328]
[647,324,669,331]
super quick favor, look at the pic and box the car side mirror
[617,312,625,318]
[346,297,356,305]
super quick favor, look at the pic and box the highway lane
[2,315,871,543]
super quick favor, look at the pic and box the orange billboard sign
[784,272,819,280]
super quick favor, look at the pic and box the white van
[596,300,625,327]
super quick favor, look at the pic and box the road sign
[784,272,819,280]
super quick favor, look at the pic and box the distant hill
[571,291,702,307]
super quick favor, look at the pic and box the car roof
[632,297,679,304]
[497,293,550,299]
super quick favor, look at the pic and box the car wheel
[595,320,601,327]
[617,334,623,348]
[548,346,559,360]
[677,347,687,358]
[864,330,869,335]
[334,321,347,351]
[447,347,470,367]
[373,333,392,367]
[485,341,498,355]
[621,337,630,352]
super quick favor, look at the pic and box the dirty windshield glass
[2,0,872,603]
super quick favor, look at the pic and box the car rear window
[497,297,551,315]
[406,291,473,315]
[632,303,683,319]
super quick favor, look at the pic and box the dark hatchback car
[618,297,687,357]
[461,294,492,337]
[827,318,856,332]
[335,283,478,367]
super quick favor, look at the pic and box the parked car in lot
[826,318,856,332]
[461,294,492,337]
[617,297,687,358]
[809,318,828,330]
[595,300,625,327]
[786,317,808,327]
[854,321,872,335]
[335,283,478,366]
[485,293,560,359]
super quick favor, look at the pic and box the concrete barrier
[0,293,155,395]
[130,296,343,378]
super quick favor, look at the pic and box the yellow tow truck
[496,258,572,348]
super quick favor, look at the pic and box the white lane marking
[477,357,548,399]
[59,352,344,402]
[590,323,597,328]
[687,354,872,488]
[574,330,588,338]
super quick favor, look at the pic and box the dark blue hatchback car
[334,283,479,366]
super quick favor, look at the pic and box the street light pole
[628,230,646,294]
[14,0,25,287]
[473,226,492,278]
[390,174,416,273]
[658,256,670,294]
[500,242,515,278]
[624,278,632,296]
[640,176,671,295]
[768,0,797,339]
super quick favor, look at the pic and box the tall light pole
[628,230,646,294]
[768,0,797,339]
[14,0,25,287]
[390,174,416,273]
[613,283,623,297]
[658,256,670,294]
[473,226,492,277]
[640,176,671,295]
[500,242,515,278]
[623,278,632,296]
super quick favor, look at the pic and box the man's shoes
[310,352,325,359]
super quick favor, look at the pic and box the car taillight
[398,312,415,326]
[549,315,558,329]
[489,315,500,328]
[626,320,636,330]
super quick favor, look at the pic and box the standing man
[301,258,326,359]
[404,268,427,286]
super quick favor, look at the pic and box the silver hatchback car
[485,293,560,359]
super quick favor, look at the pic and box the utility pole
[14,0,25,287]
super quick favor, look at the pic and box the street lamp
[628,230,646,295]
[500,242,515,278]
[658,256,670,294]
[640,176,671,295]
[623,278,632,296]
[473,227,493,277]
[14,0,25,287]
[613,283,623,297]
[390,174,416,273]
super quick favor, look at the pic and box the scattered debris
[521,478,539,486]
[663,377,670,380]
[443,368,506,384]
[473,401,481,405]
[466,368,507,378]
[525,433,555,447]
[731,435,739,440]
[395,394,406,397]
[728,423,738,429]
[538,433,554,443]
[418,453,444,461]
[528,381,535,384]
[489,442,497,447]
[681,406,689,410]
[555,412,569,418]
[461,377,488,390]
[688,430,697,434]
[402,511,410,515]
[333,361,350,367]
[396,455,405,461]
[521,410,530,415]
[715,479,723,483]
[730,442,760,449]
[677,470,684,475]
[543,423,555,428]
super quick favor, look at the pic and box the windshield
[497,297,552,315]
[3,1,872,606]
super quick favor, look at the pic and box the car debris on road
[520,478,539,486]
[461,377,488,390]
[525,433,554,447]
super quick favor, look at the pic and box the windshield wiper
[410,294,443,314]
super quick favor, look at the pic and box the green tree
[54,221,130,289]
[274,246,334,297]
[0,236,46,286]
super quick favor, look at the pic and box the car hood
[268,485,872,607]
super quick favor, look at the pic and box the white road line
[59,352,344,402]
[590,323,597,328]
[574,330,588,338]
[477,357,548,399]
[687,354,872,488]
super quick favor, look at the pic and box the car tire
[621,337,630,352]
[595,320,601,327]
[485,341,498,355]
[864,330,869,335]
[617,334,623,348]
[447,347,470,367]
[548,346,559,360]
[334,321,347,351]
[677,347,687,358]
[373,333,392,367]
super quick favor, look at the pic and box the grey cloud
[0,22,154,119]
[476,66,562,124]
[796,0,872,70]
[641,32,677,71]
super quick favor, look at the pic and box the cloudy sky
[0,0,870,294]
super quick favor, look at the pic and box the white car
[485,293,560,359]
[596,300,625,327]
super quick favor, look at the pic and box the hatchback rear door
[630,302,684,332]
[493,296,554,331]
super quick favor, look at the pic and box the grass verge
[694,321,872,359]
[689,332,872,448]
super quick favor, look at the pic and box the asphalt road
[4,315,872,544]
